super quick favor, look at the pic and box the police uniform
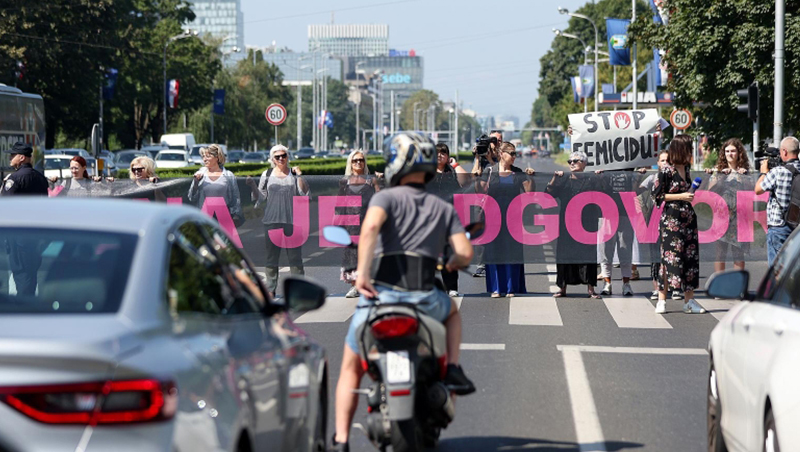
[2,143,48,196]
[3,143,47,295]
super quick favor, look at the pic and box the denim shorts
[344,286,454,353]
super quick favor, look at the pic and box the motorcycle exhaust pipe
[427,382,455,424]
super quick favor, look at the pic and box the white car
[705,229,800,452]
[155,150,190,168]
[43,155,74,179]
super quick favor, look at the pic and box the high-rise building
[184,0,245,65]
[308,24,389,56]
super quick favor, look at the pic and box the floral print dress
[652,165,700,291]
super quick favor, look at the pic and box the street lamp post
[355,61,366,149]
[413,101,421,130]
[163,30,197,136]
[553,28,590,113]
[558,7,598,112]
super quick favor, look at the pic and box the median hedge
[116,157,386,179]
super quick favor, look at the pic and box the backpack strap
[786,164,800,177]
[258,168,273,192]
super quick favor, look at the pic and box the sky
[239,0,598,124]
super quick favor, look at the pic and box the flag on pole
[606,19,632,66]
[318,110,327,129]
[167,79,179,108]
[213,89,225,115]
[571,76,582,103]
[579,65,594,98]
[325,111,334,128]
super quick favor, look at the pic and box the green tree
[399,90,446,132]
[629,0,800,147]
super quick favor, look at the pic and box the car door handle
[774,323,785,336]
[741,318,754,332]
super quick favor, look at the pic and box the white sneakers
[622,283,633,296]
[654,298,707,314]
[448,290,460,297]
[601,282,613,295]
[683,299,707,314]
[345,286,359,298]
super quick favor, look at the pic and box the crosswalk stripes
[695,298,739,321]
[509,296,563,326]
[602,296,673,329]
[294,297,358,323]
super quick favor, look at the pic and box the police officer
[3,142,48,196]
[3,142,48,295]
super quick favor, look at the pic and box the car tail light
[371,316,418,339]
[0,379,178,425]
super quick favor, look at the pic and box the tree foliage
[629,0,800,146]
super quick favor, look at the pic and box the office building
[308,24,389,56]
[184,0,245,65]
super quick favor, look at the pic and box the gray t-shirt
[370,184,465,260]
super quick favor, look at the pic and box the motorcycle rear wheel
[390,419,423,452]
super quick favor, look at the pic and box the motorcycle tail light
[0,379,178,425]
[371,316,418,339]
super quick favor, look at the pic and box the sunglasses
[131,167,145,173]
[274,154,288,160]
[504,152,517,157]
[567,159,583,164]
[352,158,365,163]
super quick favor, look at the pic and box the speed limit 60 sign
[670,109,693,130]
[266,103,287,126]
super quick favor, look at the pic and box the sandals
[553,290,567,298]
[588,292,602,299]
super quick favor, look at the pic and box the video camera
[755,146,781,171]
[475,134,498,156]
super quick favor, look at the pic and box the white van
[158,133,196,152]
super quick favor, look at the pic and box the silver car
[0,199,329,452]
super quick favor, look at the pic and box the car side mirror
[283,276,327,313]
[323,225,353,247]
[465,221,485,241]
[705,270,750,300]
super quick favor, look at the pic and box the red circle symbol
[266,103,287,126]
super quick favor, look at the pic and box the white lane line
[561,348,606,452]
[548,274,557,283]
[452,296,463,310]
[309,251,325,258]
[602,296,672,329]
[557,345,707,356]
[509,296,563,326]
[546,264,557,273]
[460,343,505,350]
[696,298,739,321]
[279,266,290,272]
[294,297,358,323]
[549,285,562,293]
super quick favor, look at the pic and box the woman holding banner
[476,142,535,298]
[546,151,601,298]
[652,135,705,314]
[188,144,244,225]
[339,150,381,298]
[706,138,752,273]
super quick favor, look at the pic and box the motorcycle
[322,223,483,452]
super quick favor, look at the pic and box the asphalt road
[280,156,769,452]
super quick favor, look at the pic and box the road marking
[460,343,505,350]
[548,274,557,283]
[561,348,606,452]
[696,298,739,321]
[452,296,463,310]
[546,264,557,273]
[309,251,325,258]
[557,345,707,355]
[557,344,708,452]
[509,296,563,326]
[294,297,358,323]
[602,296,672,329]
[549,285,561,293]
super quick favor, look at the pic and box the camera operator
[755,136,800,266]
[470,130,502,277]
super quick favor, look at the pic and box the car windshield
[190,146,202,156]
[228,151,244,160]
[60,150,81,157]
[44,158,71,169]
[0,228,137,314]
[157,153,185,161]
[115,153,141,165]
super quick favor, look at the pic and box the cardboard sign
[568,109,662,170]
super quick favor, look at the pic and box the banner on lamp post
[167,79,179,109]
[606,18,632,66]
[213,89,225,115]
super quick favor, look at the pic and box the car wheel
[764,408,781,452]
[707,362,728,452]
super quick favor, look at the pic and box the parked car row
[43,149,116,178]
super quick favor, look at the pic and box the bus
[0,84,45,176]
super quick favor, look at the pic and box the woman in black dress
[339,150,381,297]
[546,151,601,298]
[651,134,705,314]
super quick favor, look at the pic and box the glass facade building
[308,25,389,56]
[184,0,245,66]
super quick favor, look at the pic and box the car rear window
[158,153,185,161]
[0,228,137,314]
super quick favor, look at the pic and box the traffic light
[737,82,758,122]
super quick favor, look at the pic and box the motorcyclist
[331,133,476,452]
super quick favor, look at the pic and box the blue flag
[325,111,334,128]
[579,65,594,98]
[213,89,225,115]
[102,68,118,100]
[606,18,631,66]
[571,76,581,103]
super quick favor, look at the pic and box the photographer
[470,129,503,277]
[755,136,800,266]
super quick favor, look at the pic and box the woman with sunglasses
[188,144,244,226]
[546,151,602,298]
[339,150,381,298]
[246,144,310,297]
[128,156,158,185]
[475,142,535,298]
[47,156,103,197]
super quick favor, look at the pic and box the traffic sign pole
[266,103,287,146]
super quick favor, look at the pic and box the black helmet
[383,132,437,187]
